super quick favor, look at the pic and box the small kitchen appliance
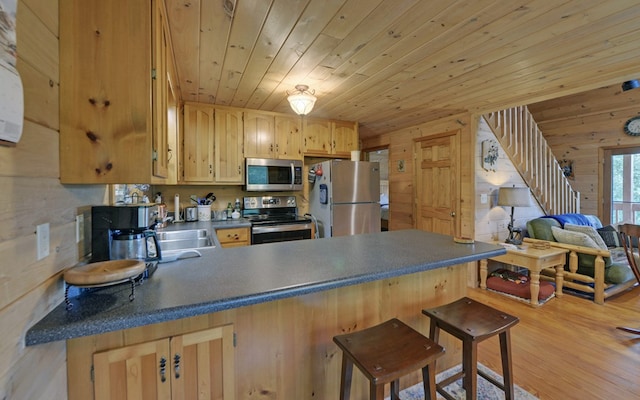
[245,158,303,191]
[242,196,313,244]
[90,205,161,273]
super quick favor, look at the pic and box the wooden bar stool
[422,297,519,400]
[333,318,445,400]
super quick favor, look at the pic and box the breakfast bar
[27,230,505,399]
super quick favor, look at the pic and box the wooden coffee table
[479,244,569,306]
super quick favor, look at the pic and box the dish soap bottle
[226,202,233,219]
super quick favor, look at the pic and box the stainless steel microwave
[245,158,303,191]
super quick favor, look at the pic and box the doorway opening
[603,146,640,225]
[367,148,389,231]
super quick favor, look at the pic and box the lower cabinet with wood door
[216,227,250,248]
[91,324,235,400]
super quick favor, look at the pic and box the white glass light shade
[287,85,317,115]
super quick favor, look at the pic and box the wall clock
[624,116,640,136]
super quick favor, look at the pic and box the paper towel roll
[174,194,181,221]
[351,150,361,161]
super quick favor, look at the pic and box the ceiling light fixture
[287,84,317,115]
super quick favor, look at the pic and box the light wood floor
[465,286,640,399]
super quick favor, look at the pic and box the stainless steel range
[243,196,314,244]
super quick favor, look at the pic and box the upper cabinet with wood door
[244,111,302,160]
[303,118,358,157]
[214,108,244,184]
[331,120,359,158]
[182,103,214,182]
[60,0,176,184]
[182,104,243,184]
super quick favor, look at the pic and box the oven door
[251,223,313,244]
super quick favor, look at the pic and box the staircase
[484,106,580,215]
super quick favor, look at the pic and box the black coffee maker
[91,205,161,263]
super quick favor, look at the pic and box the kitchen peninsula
[27,230,504,399]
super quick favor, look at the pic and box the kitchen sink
[156,229,213,250]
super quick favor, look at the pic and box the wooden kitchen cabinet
[244,111,276,159]
[217,227,250,248]
[92,325,235,400]
[331,120,359,158]
[214,108,244,184]
[182,103,214,182]
[302,118,332,156]
[181,105,243,184]
[303,118,358,157]
[275,115,303,159]
[244,111,302,160]
[60,0,175,184]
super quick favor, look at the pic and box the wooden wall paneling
[0,274,65,399]
[0,121,57,178]
[0,1,106,399]
[16,61,59,129]
[14,1,58,79]
[0,219,77,311]
[22,0,58,34]
[0,176,105,241]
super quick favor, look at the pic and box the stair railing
[484,106,580,215]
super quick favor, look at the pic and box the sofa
[525,213,637,304]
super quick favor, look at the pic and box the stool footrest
[437,370,464,387]
[477,369,505,391]
[436,386,458,400]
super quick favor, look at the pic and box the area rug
[389,363,538,400]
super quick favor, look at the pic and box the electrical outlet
[36,223,50,260]
[76,214,84,243]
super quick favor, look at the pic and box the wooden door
[414,131,460,236]
[275,115,302,159]
[332,120,358,157]
[183,104,214,182]
[303,118,331,156]
[152,0,169,179]
[244,111,275,158]
[93,339,171,400]
[170,325,235,400]
[214,109,244,183]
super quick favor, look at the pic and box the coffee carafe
[110,229,161,262]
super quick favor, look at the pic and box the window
[604,146,640,225]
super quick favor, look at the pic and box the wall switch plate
[76,214,84,243]
[480,193,488,204]
[36,223,50,260]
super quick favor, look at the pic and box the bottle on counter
[227,202,233,218]
[235,198,241,212]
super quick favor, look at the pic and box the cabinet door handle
[174,353,181,379]
[159,356,167,383]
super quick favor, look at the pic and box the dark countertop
[25,230,505,346]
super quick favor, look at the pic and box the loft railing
[484,106,580,215]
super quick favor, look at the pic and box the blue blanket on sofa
[543,213,593,227]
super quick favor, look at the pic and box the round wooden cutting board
[63,259,146,287]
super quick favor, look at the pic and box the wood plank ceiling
[165,0,640,138]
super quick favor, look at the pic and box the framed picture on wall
[482,139,499,172]
[559,159,574,180]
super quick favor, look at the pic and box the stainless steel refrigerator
[309,160,381,238]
